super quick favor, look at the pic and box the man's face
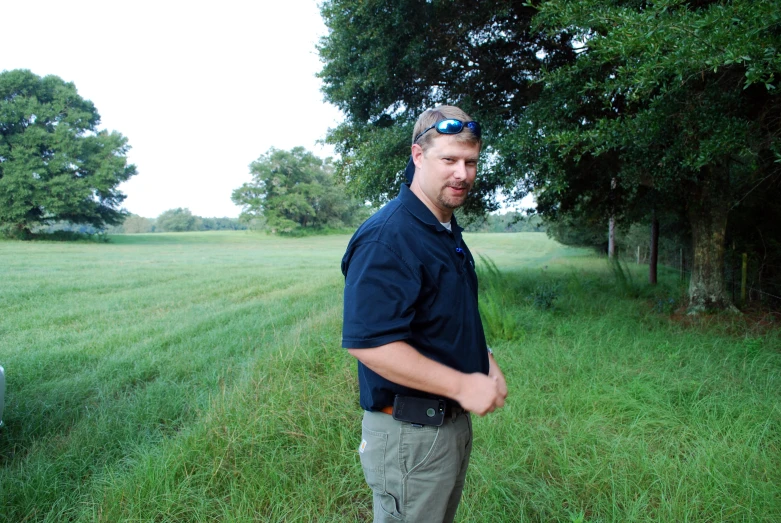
[410,134,481,222]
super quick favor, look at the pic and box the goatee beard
[438,183,472,209]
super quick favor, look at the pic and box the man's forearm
[348,341,464,398]
[347,341,505,415]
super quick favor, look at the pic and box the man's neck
[409,182,453,223]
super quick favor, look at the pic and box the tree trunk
[608,177,617,258]
[649,212,659,285]
[12,222,32,240]
[687,170,735,312]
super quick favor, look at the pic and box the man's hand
[455,372,506,416]
[488,354,508,401]
[348,342,508,417]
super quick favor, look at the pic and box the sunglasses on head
[413,119,482,144]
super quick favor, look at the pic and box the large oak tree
[0,70,136,237]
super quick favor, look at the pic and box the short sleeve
[341,241,421,348]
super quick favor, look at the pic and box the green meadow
[1,231,779,522]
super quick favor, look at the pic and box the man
[341,105,508,523]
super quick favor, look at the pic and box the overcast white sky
[3,0,343,218]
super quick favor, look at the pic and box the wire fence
[618,244,781,309]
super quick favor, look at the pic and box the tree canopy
[156,208,201,232]
[317,0,576,212]
[232,147,369,233]
[318,0,781,310]
[0,69,136,237]
[519,0,781,310]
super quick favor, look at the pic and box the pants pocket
[399,424,440,476]
[360,424,402,520]
[359,427,388,493]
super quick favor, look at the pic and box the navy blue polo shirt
[341,183,490,411]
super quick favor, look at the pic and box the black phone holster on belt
[391,395,446,426]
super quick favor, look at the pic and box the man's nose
[453,161,468,180]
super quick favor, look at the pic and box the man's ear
[411,143,425,168]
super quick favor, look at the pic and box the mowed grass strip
[1,231,779,522]
[0,232,355,521]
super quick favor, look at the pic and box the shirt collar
[398,184,464,237]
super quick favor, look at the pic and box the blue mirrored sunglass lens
[465,121,481,138]
[436,120,465,134]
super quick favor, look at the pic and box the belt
[380,402,466,418]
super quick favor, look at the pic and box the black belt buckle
[392,395,446,427]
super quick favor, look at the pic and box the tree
[156,208,200,232]
[199,217,247,231]
[0,70,136,237]
[319,0,781,311]
[122,214,154,234]
[317,0,575,212]
[232,147,369,233]
[520,0,781,310]
[463,212,546,233]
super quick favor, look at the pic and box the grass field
[1,231,779,522]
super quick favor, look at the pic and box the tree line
[31,210,247,235]
[316,0,781,311]
[463,213,546,234]
[110,210,248,234]
[0,70,366,239]
[115,147,370,235]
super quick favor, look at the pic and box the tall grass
[473,254,780,522]
[1,232,779,522]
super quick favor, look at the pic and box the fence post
[741,253,748,305]
[649,214,659,285]
[731,249,736,302]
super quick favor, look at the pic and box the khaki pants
[359,410,473,523]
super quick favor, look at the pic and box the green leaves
[525,0,781,202]
[156,208,200,232]
[521,0,781,309]
[0,70,136,234]
[232,147,369,233]
[317,0,575,211]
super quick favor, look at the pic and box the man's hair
[412,105,481,152]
